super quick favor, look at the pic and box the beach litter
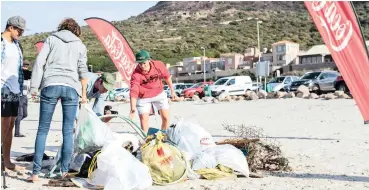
[39,106,292,189]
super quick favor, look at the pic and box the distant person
[28,18,89,182]
[129,50,177,134]
[1,16,27,171]
[76,72,115,122]
[14,60,32,137]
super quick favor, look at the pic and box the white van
[211,76,253,96]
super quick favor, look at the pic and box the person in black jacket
[14,60,32,137]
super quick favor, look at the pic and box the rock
[324,93,337,100]
[266,92,276,99]
[192,95,200,101]
[235,96,245,101]
[297,85,309,94]
[296,92,309,98]
[257,90,267,99]
[319,94,326,99]
[250,93,259,100]
[224,96,232,102]
[230,95,236,100]
[202,97,214,102]
[185,98,192,101]
[245,90,253,98]
[284,92,295,98]
[338,93,351,99]
[308,93,319,99]
[276,91,287,99]
[334,90,345,97]
[218,92,228,101]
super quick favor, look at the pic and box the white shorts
[137,91,169,114]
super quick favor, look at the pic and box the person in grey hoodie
[28,18,89,182]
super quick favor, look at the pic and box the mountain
[20,1,369,72]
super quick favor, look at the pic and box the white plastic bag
[202,144,250,177]
[166,118,216,160]
[191,152,218,171]
[74,105,116,154]
[90,139,152,190]
[69,154,88,172]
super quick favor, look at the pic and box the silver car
[266,76,300,92]
[289,70,340,94]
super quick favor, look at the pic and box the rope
[87,151,102,179]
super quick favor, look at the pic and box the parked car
[250,82,262,92]
[211,76,253,97]
[183,82,214,98]
[184,83,194,89]
[166,83,189,98]
[289,70,340,94]
[115,88,130,98]
[265,76,300,92]
[334,75,349,93]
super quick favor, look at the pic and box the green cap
[101,73,115,91]
[135,50,150,63]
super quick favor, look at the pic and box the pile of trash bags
[167,119,250,180]
[66,105,249,190]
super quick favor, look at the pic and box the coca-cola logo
[311,1,353,52]
[102,30,137,81]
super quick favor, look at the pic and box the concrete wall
[276,62,336,74]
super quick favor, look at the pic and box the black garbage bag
[74,150,101,178]
[16,153,53,162]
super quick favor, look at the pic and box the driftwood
[216,138,260,147]
[44,179,78,187]
[220,123,292,173]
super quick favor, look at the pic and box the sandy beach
[3,98,369,190]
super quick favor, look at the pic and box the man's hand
[129,109,136,120]
[170,90,178,100]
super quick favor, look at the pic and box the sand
[3,98,369,190]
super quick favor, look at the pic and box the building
[169,65,184,77]
[260,52,273,63]
[243,47,261,68]
[220,53,245,70]
[201,58,226,73]
[298,44,333,64]
[183,57,202,63]
[298,40,369,64]
[272,40,300,66]
[182,59,202,74]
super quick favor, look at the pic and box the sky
[1,1,158,36]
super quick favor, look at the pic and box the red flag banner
[84,17,137,85]
[305,1,369,124]
[34,41,44,54]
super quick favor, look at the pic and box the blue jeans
[32,85,79,175]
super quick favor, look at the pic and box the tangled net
[218,123,292,172]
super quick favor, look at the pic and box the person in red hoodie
[129,50,176,134]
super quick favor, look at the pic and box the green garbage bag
[74,105,116,154]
